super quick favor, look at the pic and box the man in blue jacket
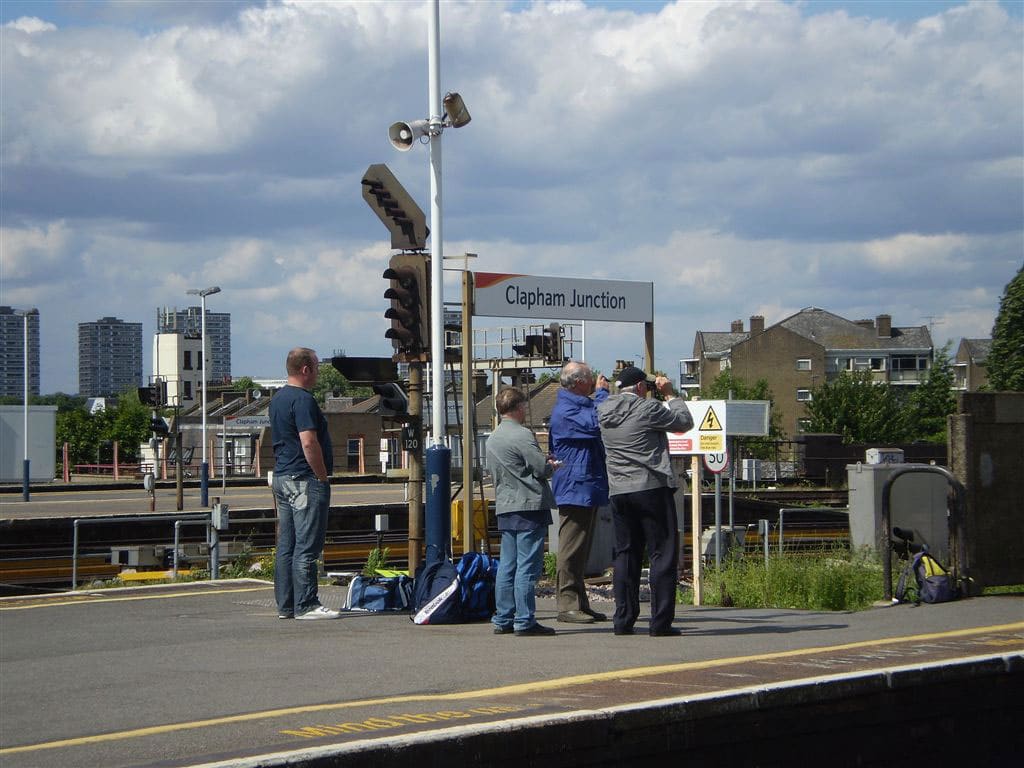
[549,361,610,624]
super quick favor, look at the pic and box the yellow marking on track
[0,585,271,611]
[1,621,1020,756]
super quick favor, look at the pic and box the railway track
[0,490,849,592]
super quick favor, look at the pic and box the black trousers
[610,486,679,634]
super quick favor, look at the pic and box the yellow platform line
[0,584,272,611]
[2,621,1021,757]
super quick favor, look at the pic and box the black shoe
[493,625,514,635]
[613,626,634,636]
[514,623,556,636]
[649,627,682,637]
[557,610,595,624]
[583,609,608,622]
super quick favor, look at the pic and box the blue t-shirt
[270,385,333,476]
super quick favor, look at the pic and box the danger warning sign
[668,400,727,455]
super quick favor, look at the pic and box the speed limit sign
[703,451,729,474]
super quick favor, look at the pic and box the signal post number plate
[401,425,422,452]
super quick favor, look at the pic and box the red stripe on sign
[474,272,524,289]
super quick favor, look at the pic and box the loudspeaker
[388,119,428,151]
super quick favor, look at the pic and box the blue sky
[2,0,1022,397]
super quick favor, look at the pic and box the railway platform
[1,580,1021,767]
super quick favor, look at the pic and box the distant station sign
[226,415,271,429]
[473,272,653,323]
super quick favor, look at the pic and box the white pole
[428,0,444,445]
[22,311,30,502]
[201,294,209,504]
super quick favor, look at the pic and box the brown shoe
[557,610,596,624]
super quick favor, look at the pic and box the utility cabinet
[847,462,949,563]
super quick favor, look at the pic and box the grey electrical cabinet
[847,462,949,563]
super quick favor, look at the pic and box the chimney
[750,315,765,335]
[855,319,873,330]
[876,314,892,338]
[731,319,744,333]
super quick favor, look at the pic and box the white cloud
[0,0,1020,393]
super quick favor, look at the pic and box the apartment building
[156,306,231,384]
[78,317,143,397]
[683,308,933,437]
[0,306,40,398]
[953,338,990,392]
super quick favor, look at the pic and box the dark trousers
[610,486,679,634]
[556,504,597,613]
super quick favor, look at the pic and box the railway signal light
[372,382,410,420]
[150,415,170,437]
[361,163,429,251]
[383,253,429,361]
[543,322,563,363]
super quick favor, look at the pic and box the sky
[2,0,1022,395]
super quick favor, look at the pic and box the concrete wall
[949,392,1024,589]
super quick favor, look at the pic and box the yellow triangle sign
[700,405,723,431]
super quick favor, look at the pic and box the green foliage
[231,376,256,392]
[702,369,787,455]
[55,389,153,465]
[312,365,372,405]
[543,552,557,583]
[905,342,956,443]
[220,544,275,580]
[363,546,390,576]
[987,264,1024,391]
[804,371,910,443]
[689,546,884,611]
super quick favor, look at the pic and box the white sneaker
[295,605,340,620]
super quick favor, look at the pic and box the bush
[691,545,885,611]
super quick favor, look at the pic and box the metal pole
[222,416,227,493]
[428,0,444,446]
[200,293,209,507]
[22,311,30,502]
[714,471,722,569]
[72,519,79,589]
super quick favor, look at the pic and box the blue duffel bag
[344,572,413,612]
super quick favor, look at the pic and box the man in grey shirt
[597,366,693,637]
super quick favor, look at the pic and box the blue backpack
[456,552,499,622]
[411,546,462,625]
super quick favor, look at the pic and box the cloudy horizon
[2,0,1021,395]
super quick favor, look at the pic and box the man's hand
[596,374,609,391]
[654,375,676,399]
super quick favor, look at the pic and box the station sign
[473,272,653,323]
[667,400,727,456]
[225,415,271,429]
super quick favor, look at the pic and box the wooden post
[113,441,120,480]
[358,436,365,475]
[691,455,703,605]
[63,442,70,482]
[254,437,261,477]
[407,362,424,576]
[462,270,475,550]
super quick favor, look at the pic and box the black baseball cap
[615,366,657,388]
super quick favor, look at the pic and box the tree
[231,376,256,392]
[804,371,909,444]
[701,369,786,456]
[905,343,956,443]
[105,389,151,461]
[312,365,371,404]
[987,263,1024,391]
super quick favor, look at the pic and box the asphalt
[0,580,1021,767]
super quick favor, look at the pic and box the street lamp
[186,286,221,507]
[14,309,37,502]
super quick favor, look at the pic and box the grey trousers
[556,504,597,613]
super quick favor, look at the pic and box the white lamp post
[187,286,220,507]
[14,309,36,502]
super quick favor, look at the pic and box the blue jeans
[492,525,547,631]
[273,474,330,615]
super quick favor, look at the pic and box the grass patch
[681,545,886,611]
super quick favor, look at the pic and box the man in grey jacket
[486,387,559,637]
[597,366,693,637]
